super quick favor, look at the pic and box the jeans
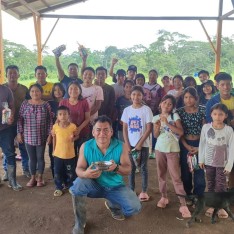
[54,156,76,190]
[2,142,29,171]
[70,178,141,217]
[0,127,16,166]
[25,143,46,175]
[48,143,55,177]
[128,147,149,192]
[180,139,206,196]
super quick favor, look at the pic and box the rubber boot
[7,165,23,191]
[2,170,8,181]
[71,195,86,234]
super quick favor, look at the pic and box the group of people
[1,46,234,234]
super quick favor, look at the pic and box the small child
[121,86,153,201]
[199,103,234,218]
[152,94,191,218]
[52,106,78,196]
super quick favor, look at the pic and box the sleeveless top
[84,138,124,187]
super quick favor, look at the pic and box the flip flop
[138,192,150,202]
[37,180,45,187]
[205,207,214,217]
[179,206,191,218]
[218,209,228,219]
[54,189,63,197]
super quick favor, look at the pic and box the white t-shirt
[81,85,104,121]
[198,123,234,172]
[121,105,153,147]
[152,113,180,152]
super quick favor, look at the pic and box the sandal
[218,209,228,219]
[54,189,63,197]
[205,207,214,217]
[179,206,191,218]
[138,192,150,202]
[37,180,45,187]
[26,179,37,187]
[157,197,169,208]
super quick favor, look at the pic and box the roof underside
[1,0,88,20]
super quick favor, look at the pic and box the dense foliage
[3,30,234,85]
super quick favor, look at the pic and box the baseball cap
[127,65,137,73]
[116,69,126,76]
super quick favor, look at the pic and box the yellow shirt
[221,96,234,110]
[52,123,77,159]
[30,82,54,97]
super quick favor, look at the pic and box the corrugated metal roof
[1,0,88,20]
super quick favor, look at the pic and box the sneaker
[23,170,31,178]
[157,197,169,208]
[105,201,125,221]
[149,153,155,159]
[52,44,66,57]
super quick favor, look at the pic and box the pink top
[59,99,90,138]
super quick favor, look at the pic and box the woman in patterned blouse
[17,84,53,187]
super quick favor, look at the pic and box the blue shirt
[84,138,124,187]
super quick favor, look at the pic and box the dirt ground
[0,148,234,234]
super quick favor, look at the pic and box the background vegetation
[3,30,234,86]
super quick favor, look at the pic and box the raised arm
[55,56,65,81]
[109,58,118,77]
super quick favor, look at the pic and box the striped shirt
[17,100,53,146]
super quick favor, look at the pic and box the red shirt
[59,99,90,138]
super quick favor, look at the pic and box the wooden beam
[33,14,42,65]
[215,0,223,74]
[199,20,217,54]
[0,0,5,84]
[41,18,59,51]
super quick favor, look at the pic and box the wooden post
[0,0,5,84]
[33,14,42,65]
[215,0,223,74]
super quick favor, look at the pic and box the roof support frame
[0,0,5,82]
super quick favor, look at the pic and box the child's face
[117,74,125,85]
[68,65,78,78]
[162,77,170,87]
[173,78,183,89]
[203,84,212,95]
[183,92,196,107]
[217,80,232,97]
[57,110,69,122]
[68,84,81,98]
[127,70,136,80]
[124,83,133,95]
[30,86,42,100]
[199,73,209,83]
[131,90,143,104]
[135,78,144,87]
[149,71,157,84]
[160,98,173,113]
[211,109,227,124]
[83,70,95,85]
[54,85,63,99]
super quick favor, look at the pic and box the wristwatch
[113,164,119,172]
